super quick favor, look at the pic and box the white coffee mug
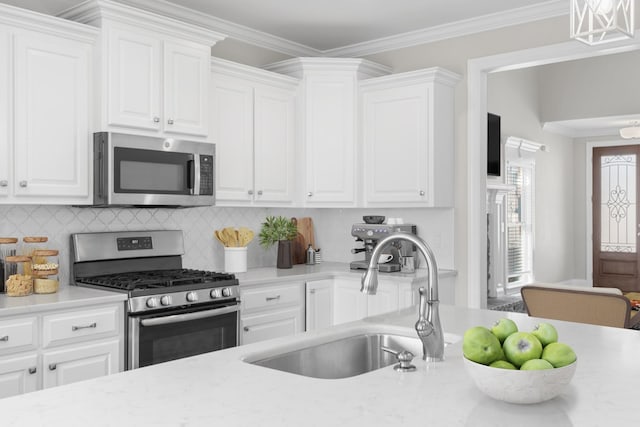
[378,254,393,264]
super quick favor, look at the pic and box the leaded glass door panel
[593,145,640,292]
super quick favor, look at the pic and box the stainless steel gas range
[70,230,239,370]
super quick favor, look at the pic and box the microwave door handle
[187,159,195,193]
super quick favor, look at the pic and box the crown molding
[264,57,392,79]
[211,57,299,90]
[359,67,462,89]
[74,0,568,58]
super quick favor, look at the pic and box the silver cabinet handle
[309,289,316,294]
[49,363,57,371]
[248,190,254,195]
[265,295,281,301]
[0,335,8,342]
[153,116,160,123]
[28,367,37,375]
[243,326,250,332]
[19,181,27,188]
[257,190,263,196]
[72,322,97,331]
[167,119,174,125]
[307,192,313,197]
[419,190,425,196]
[0,180,7,187]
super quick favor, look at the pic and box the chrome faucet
[361,232,444,362]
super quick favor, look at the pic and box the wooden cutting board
[291,217,315,264]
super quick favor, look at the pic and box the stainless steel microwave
[93,132,215,207]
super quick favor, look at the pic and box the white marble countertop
[235,261,457,286]
[0,302,636,426]
[0,285,127,317]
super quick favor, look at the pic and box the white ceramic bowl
[463,357,577,404]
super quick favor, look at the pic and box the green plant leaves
[258,216,298,248]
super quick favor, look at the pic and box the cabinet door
[254,85,296,203]
[362,84,430,205]
[0,353,38,399]
[241,307,303,345]
[304,74,356,205]
[333,278,367,325]
[42,338,120,389]
[106,27,161,131]
[305,280,334,331]
[367,280,399,317]
[13,31,91,199]
[211,75,254,202]
[0,29,9,197]
[163,41,209,136]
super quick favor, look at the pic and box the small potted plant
[259,216,298,269]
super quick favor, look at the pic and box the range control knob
[146,297,159,308]
[160,295,172,306]
[222,287,232,298]
[210,288,222,299]
[186,291,198,303]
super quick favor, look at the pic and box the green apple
[520,358,554,370]
[463,326,504,365]
[489,360,517,370]
[542,342,577,368]
[532,322,558,347]
[502,332,543,368]
[490,318,518,343]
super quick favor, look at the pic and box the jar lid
[5,255,32,263]
[32,249,59,256]
[0,237,18,244]
[23,236,48,243]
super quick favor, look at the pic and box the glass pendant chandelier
[570,0,635,45]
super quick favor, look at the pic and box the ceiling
[0,0,565,53]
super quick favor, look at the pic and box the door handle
[72,322,97,331]
[266,295,281,302]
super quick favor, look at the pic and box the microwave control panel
[199,155,214,195]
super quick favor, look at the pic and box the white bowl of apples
[463,319,577,404]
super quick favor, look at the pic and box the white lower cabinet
[333,278,368,325]
[0,302,124,399]
[240,281,304,345]
[305,279,334,331]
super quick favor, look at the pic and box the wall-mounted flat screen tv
[487,113,501,177]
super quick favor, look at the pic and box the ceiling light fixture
[570,0,634,45]
[620,122,640,139]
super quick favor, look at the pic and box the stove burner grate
[78,269,236,291]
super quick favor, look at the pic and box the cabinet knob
[307,192,313,197]
[19,181,27,188]
[0,335,8,341]
[309,289,316,294]
[49,363,57,371]
[243,326,250,332]
[419,190,425,196]
[0,180,7,187]
[257,190,263,196]
[248,190,254,195]
[28,367,37,375]
[153,116,160,123]
[167,119,174,125]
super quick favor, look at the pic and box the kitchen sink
[245,332,460,379]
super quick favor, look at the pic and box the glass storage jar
[0,237,18,293]
[4,255,33,297]
[31,249,59,294]
[21,236,48,276]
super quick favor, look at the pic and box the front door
[593,145,640,292]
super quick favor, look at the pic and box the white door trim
[466,35,640,309]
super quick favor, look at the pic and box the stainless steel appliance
[70,230,239,370]
[350,223,418,272]
[92,132,215,207]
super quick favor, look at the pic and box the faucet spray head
[361,266,379,295]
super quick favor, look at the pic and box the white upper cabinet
[62,0,224,139]
[360,68,461,207]
[211,58,297,206]
[0,5,97,204]
[265,58,390,207]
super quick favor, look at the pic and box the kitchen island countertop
[0,301,636,426]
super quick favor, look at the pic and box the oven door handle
[139,304,239,327]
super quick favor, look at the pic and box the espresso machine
[350,222,418,273]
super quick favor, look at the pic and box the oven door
[128,301,239,369]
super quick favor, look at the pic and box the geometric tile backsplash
[0,204,454,286]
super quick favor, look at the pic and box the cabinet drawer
[42,305,120,348]
[241,283,303,313]
[0,317,37,353]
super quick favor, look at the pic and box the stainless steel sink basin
[246,332,458,379]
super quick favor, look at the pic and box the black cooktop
[77,269,237,291]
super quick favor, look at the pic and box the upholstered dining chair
[521,283,640,329]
